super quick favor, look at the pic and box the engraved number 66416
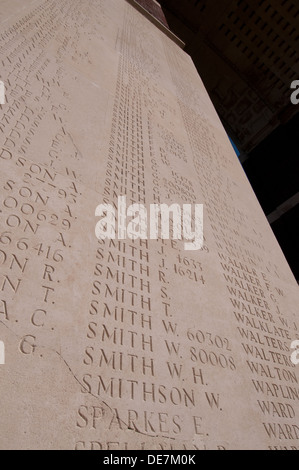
[290,340,299,365]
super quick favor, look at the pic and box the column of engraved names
[164,45,299,448]
[76,51,156,450]
[0,0,88,180]
[0,0,60,156]
[120,11,241,446]
[199,160,299,447]
[187,103,299,448]
[125,9,220,447]
[161,45,241,449]
[0,0,85,364]
[0,161,81,361]
[147,116,207,449]
[133,25,236,446]
[186,105,298,448]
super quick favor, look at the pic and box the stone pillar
[0,0,298,450]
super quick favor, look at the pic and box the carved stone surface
[0,0,298,450]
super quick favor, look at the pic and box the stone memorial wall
[0,0,298,450]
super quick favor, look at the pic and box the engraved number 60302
[290,340,299,365]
